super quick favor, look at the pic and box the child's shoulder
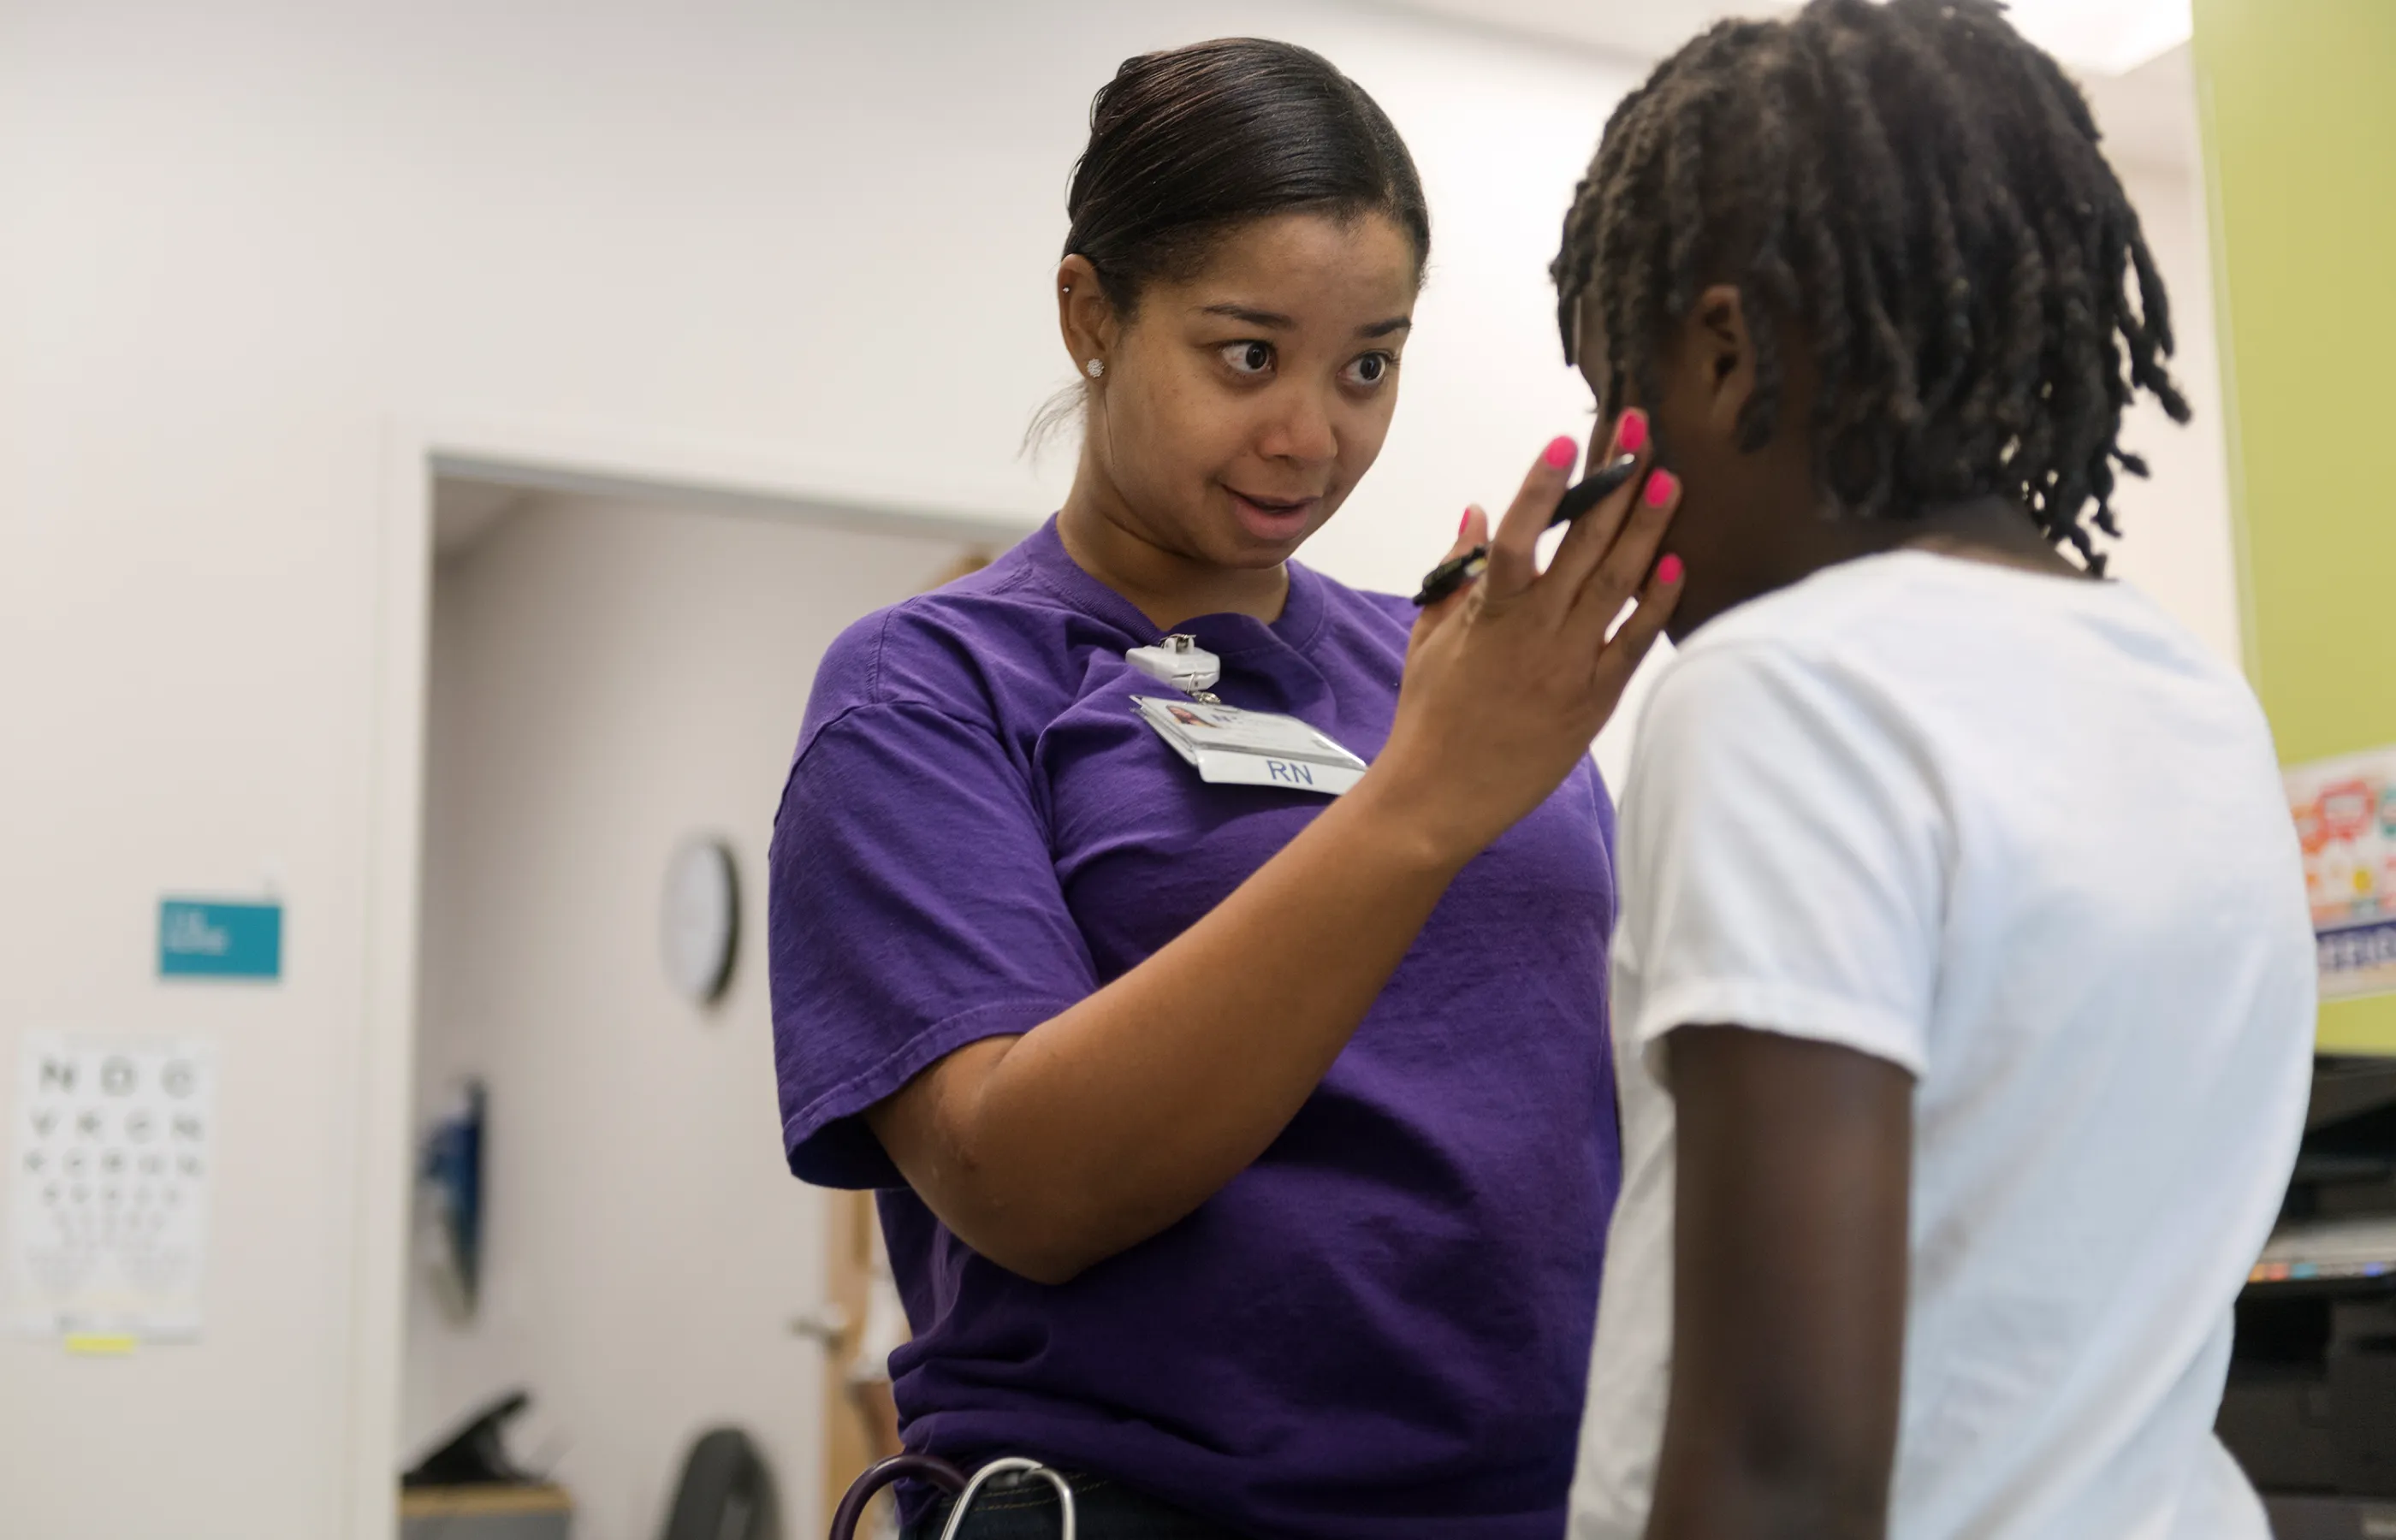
[1680,551,1970,659]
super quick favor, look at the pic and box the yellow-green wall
[2192,0,2396,1054]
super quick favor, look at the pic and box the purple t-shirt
[768,519,1619,1540]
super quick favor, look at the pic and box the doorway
[395,469,988,1539]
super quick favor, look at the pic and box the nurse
[769,37,1681,1540]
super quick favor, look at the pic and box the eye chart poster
[2287,747,2396,1004]
[6,1034,216,1341]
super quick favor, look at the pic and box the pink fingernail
[1459,508,1472,536]
[1616,410,1648,454]
[1644,469,1679,506]
[1657,554,1684,584]
[1543,435,1578,470]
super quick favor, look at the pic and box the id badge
[1133,696,1368,797]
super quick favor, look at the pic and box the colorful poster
[5,1034,216,1342]
[2287,747,2396,1004]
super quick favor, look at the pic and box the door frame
[346,414,1036,1540]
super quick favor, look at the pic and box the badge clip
[1125,634,1222,702]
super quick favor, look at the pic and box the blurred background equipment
[418,1079,486,1321]
[659,1427,776,1540]
[401,1389,572,1540]
[2220,1060,2396,1533]
[405,1389,547,1488]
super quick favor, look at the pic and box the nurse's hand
[1376,417,1681,864]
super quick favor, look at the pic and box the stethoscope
[829,1454,1077,1540]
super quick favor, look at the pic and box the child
[1551,3,2316,1536]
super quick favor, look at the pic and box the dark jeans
[899,1471,1249,1540]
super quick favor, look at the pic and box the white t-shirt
[1570,552,2316,1540]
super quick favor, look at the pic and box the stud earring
[1085,359,1105,379]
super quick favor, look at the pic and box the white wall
[0,3,2232,1537]
[2095,147,2238,669]
[408,492,964,1540]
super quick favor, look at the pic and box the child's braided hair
[1551,0,2189,573]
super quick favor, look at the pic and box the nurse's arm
[861,772,1478,1286]
[1644,1026,1913,1540]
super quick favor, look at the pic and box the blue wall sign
[158,899,282,980]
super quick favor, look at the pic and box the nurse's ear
[1057,255,1119,385]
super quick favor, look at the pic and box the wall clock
[661,835,739,1004]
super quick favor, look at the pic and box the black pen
[1409,453,1646,607]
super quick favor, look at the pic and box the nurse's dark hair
[1029,38,1428,448]
[1551,0,2188,574]
[1068,38,1428,306]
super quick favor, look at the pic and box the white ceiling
[1368,0,2188,73]
[1360,0,2201,168]
[1372,0,1772,66]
